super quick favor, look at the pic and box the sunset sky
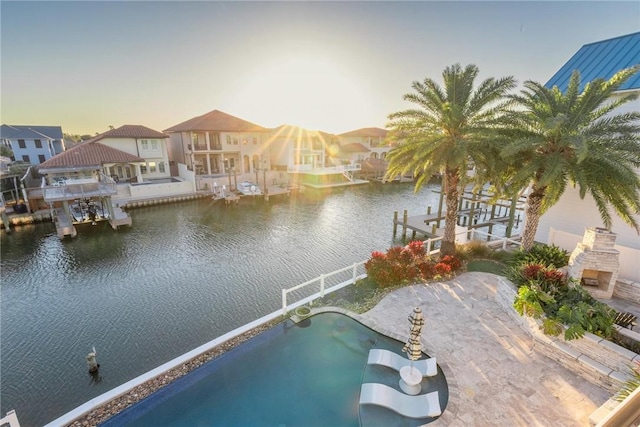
[2,1,639,136]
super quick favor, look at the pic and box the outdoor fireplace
[567,227,620,299]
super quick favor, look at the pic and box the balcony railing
[41,173,117,203]
[193,144,223,151]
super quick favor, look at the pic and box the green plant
[509,244,569,268]
[510,249,616,341]
[615,361,640,402]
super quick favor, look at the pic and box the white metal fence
[280,231,522,316]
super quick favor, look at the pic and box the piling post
[402,210,408,240]
[427,206,431,215]
[393,211,398,236]
[505,194,518,238]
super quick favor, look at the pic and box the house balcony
[193,144,223,151]
[42,173,117,203]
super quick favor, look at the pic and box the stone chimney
[567,227,620,299]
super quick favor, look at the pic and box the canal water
[0,182,501,426]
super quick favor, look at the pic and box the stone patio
[356,272,613,427]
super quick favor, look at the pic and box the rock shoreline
[67,319,282,427]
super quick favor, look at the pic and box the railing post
[426,238,432,254]
[502,238,507,250]
[320,274,325,297]
[282,289,287,316]
[352,263,357,283]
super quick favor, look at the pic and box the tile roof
[86,125,168,143]
[339,143,370,153]
[38,142,144,171]
[271,124,336,140]
[0,124,63,140]
[164,110,269,133]
[546,31,640,92]
[338,127,388,138]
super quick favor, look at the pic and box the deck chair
[359,383,441,418]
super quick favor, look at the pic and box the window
[151,140,158,150]
[232,137,239,145]
[38,154,46,163]
[226,135,231,144]
[253,137,258,145]
[35,139,42,148]
[18,139,26,149]
[158,162,165,173]
[141,140,149,150]
[149,162,156,173]
[140,164,147,174]
[22,155,30,162]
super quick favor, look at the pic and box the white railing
[281,261,367,316]
[468,229,523,249]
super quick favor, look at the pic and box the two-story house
[337,127,390,161]
[83,125,171,182]
[164,110,271,179]
[0,125,65,165]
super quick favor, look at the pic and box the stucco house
[83,125,171,182]
[338,127,390,160]
[534,31,640,283]
[0,124,65,165]
[164,109,271,178]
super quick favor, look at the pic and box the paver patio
[357,272,612,426]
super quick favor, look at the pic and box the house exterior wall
[99,136,170,179]
[7,137,57,165]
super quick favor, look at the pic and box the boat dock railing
[281,261,367,316]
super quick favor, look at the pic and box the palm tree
[501,67,640,250]
[386,63,516,256]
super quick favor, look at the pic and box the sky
[1,1,639,136]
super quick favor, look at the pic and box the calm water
[102,313,448,427]
[1,182,452,426]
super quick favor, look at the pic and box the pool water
[101,313,448,427]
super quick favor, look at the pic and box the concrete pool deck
[355,272,612,427]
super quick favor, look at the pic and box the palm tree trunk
[441,169,460,256]
[521,185,546,250]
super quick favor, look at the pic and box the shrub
[510,252,615,340]
[509,244,569,268]
[364,241,463,288]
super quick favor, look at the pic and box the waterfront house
[534,31,640,284]
[164,110,271,184]
[165,110,367,190]
[83,125,171,183]
[338,127,390,160]
[0,124,65,165]
[268,124,365,187]
[36,141,138,236]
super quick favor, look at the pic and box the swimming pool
[101,313,448,426]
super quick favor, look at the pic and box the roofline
[581,31,640,48]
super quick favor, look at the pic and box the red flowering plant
[365,242,463,288]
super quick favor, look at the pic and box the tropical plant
[501,66,640,250]
[386,63,516,256]
[508,243,569,268]
[616,361,640,402]
[364,241,463,287]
